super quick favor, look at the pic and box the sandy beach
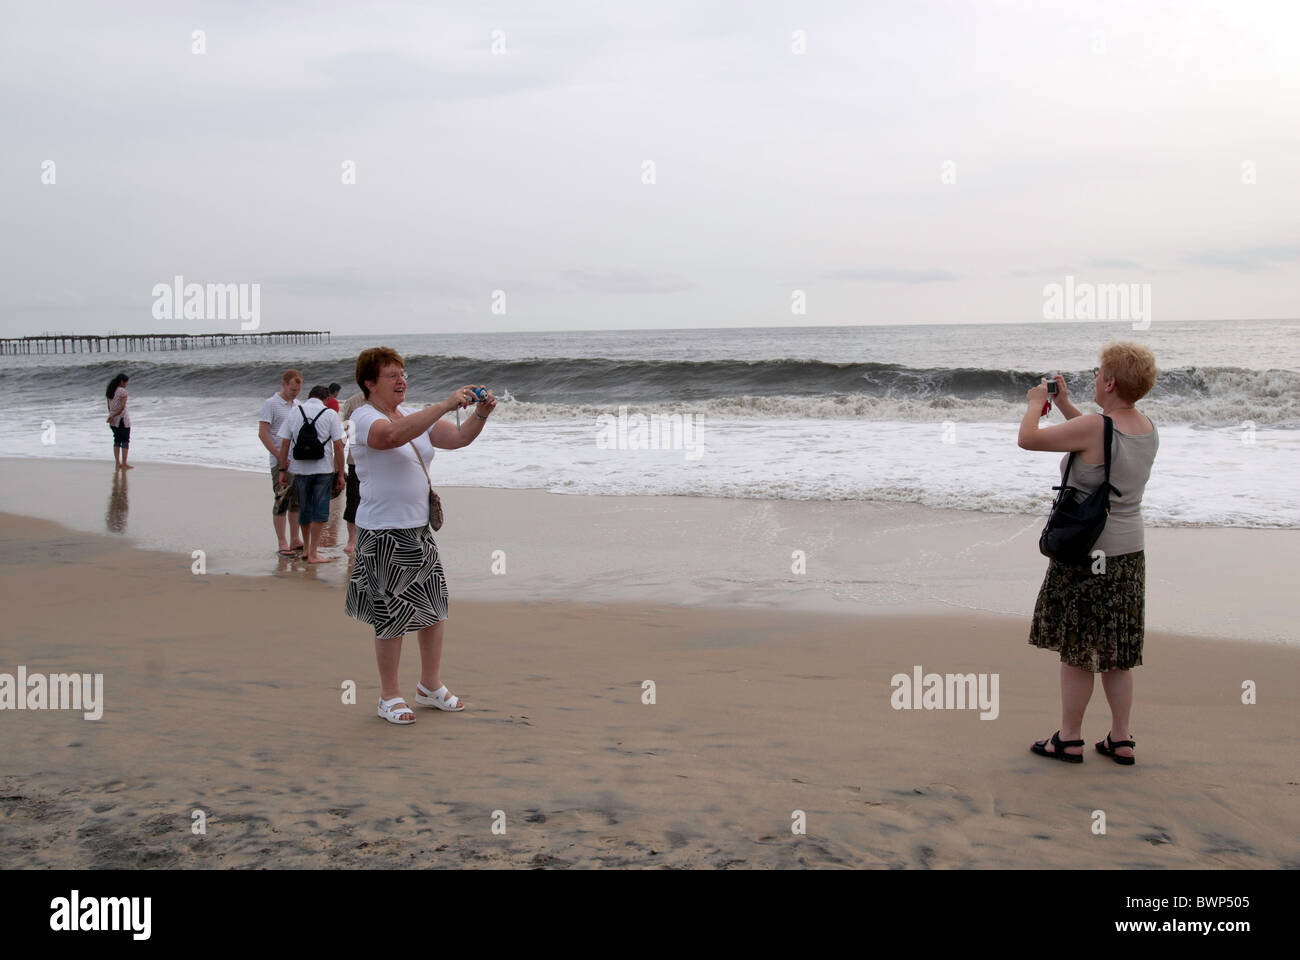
[2,457,1297,869]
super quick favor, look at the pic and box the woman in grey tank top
[1017,341,1160,766]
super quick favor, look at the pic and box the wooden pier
[0,331,331,355]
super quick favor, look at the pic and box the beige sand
[2,512,1297,869]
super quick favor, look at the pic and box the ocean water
[3,319,1297,528]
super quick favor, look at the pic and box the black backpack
[291,408,329,461]
[1038,415,1122,565]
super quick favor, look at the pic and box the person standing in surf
[258,369,305,557]
[339,389,367,555]
[277,384,346,564]
[105,373,132,470]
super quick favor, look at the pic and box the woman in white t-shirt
[344,346,495,725]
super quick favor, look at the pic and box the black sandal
[1096,733,1136,765]
[1031,730,1084,763]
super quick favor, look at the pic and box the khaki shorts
[271,466,299,515]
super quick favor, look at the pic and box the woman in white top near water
[344,346,495,725]
[1018,341,1160,766]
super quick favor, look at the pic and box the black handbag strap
[1101,414,1114,489]
[1054,415,1121,497]
[1058,452,1075,489]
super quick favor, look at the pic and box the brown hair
[281,368,302,385]
[355,347,405,399]
[1099,340,1157,403]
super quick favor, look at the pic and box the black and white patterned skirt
[345,525,448,638]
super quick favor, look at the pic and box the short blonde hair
[1099,340,1157,403]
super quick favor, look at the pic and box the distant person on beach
[277,384,345,564]
[344,346,495,724]
[325,383,342,413]
[339,391,367,555]
[105,373,132,470]
[258,370,304,557]
[1019,340,1159,766]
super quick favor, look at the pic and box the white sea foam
[5,397,1297,529]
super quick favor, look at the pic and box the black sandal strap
[1055,732,1085,748]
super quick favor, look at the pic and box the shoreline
[4,451,1297,531]
[2,512,1297,869]
[1,456,1296,645]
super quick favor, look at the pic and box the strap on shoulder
[1059,450,1076,489]
[1101,415,1121,496]
[1102,415,1113,484]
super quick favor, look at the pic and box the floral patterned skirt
[1028,550,1145,672]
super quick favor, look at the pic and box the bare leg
[307,522,335,563]
[113,446,122,469]
[344,520,356,555]
[1099,669,1135,758]
[288,510,303,550]
[375,635,413,720]
[120,446,132,469]
[416,621,465,706]
[273,512,289,552]
[1034,663,1093,757]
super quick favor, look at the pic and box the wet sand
[2,457,1297,642]
[2,507,1298,869]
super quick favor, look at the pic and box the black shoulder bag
[1038,415,1122,565]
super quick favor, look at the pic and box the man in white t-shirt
[277,384,345,564]
[258,369,303,556]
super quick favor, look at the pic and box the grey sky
[2,0,1297,335]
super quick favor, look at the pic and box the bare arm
[259,422,280,458]
[1018,382,1102,457]
[277,437,291,470]
[332,439,346,492]
[1052,374,1084,420]
[430,389,496,449]
[365,386,481,450]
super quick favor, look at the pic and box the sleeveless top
[1059,417,1159,556]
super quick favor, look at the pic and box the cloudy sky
[2,0,1297,336]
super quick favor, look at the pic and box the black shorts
[110,423,130,448]
[343,463,360,523]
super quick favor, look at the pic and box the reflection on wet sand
[321,499,343,548]
[271,496,349,574]
[106,468,128,533]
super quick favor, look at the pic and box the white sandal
[377,696,416,724]
[414,682,465,711]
